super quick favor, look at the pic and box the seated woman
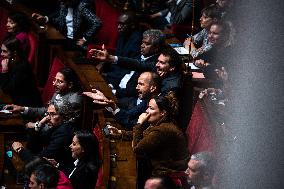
[0,37,42,106]
[69,131,100,189]
[183,4,222,58]
[4,11,31,52]
[108,91,189,176]
[194,21,235,80]
[12,101,74,175]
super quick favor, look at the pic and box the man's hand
[83,89,113,105]
[89,44,115,62]
[12,142,24,152]
[3,104,24,113]
[32,13,47,24]
[25,122,35,129]
[1,58,9,73]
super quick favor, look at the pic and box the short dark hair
[25,157,51,178]
[3,37,26,60]
[58,67,82,92]
[32,164,59,188]
[147,72,161,91]
[191,151,215,177]
[160,47,183,70]
[201,4,222,20]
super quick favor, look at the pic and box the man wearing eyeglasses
[4,67,82,124]
[12,102,74,175]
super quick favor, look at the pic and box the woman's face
[200,13,214,29]
[6,17,18,33]
[208,24,224,45]
[145,99,166,124]
[1,44,11,59]
[69,135,84,159]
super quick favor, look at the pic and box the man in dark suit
[91,45,183,96]
[83,72,161,129]
[104,12,143,88]
[12,102,74,175]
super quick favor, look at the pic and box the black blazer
[69,160,98,189]
[49,1,101,42]
[19,122,74,174]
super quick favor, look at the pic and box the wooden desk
[0,90,25,180]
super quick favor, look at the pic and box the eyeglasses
[45,112,58,117]
[52,78,66,85]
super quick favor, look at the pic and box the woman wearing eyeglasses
[12,102,74,175]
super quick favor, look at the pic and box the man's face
[155,54,173,77]
[53,72,70,94]
[136,73,152,99]
[144,178,162,189]
[117,14,130,33]
[185,159,203,186]
[29,173,41,189]
[200,13,214,29]
[45,105,62,127]
[141,36,158,57]
[208,24,223,45]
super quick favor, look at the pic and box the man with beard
[12,102,74,175]
[4,67,82,124]
[83,72,160,129]
[90,29,166,100]
[91,42,183,96]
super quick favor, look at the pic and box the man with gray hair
[185,151,215,189]
[90,29,165,103]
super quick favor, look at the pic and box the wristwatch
[16,147,24,153]
[34,121,40,131]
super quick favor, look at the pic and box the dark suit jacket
[117,55,182,94]
[160,0,193,24]
[115,99,148,130]
[0,60,42,107]
[69,160,98,189]
[115,54,159,98]
[19,122,74,174]
[49,1,101,42]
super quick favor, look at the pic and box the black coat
[69,160,99,189]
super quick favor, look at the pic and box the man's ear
[169,66,175,73]
[68,82,73,89]
[39,183,45,189]
[150,85,157,93]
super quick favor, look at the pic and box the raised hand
[89,44,115,62]
[83,89,113,105]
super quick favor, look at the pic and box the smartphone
[102,126,110,136]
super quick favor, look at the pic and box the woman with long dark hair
[69,130,100,189]
[0,37,42,106]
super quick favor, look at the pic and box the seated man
[104,12,143,87]
[32,0,101,49]
[12,101,74,175]
[83,72,160,129]
[91,29,165,100]
[91,43,183,96]
[5,67,82,124]
[149,0,193,30]
[29,164,59,189]
[185,151,216,189]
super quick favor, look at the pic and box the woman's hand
[76,38,86,46]
[107,125,122,137]
[1,58,9,73]
[43,157,59,168]
[137,113,150,125]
